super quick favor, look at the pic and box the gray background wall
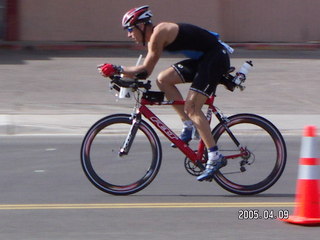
[12,0,320,43]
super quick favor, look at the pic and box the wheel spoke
[212,114,286,195]
[81,115,162,195]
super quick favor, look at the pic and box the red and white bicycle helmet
[122,5,153,29]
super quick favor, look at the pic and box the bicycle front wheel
[81,114,162,195]
[212,114,287,195]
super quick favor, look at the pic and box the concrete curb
[0,41,144,51]
[1,41,320,51]
[231,43,320,51]
[1,114,319,136]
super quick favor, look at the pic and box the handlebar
[109,75,152,92]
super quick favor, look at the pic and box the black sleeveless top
[164,23,222,59]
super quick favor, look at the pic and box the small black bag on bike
[142,91,165,102]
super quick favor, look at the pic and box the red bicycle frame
[138,95,217,167]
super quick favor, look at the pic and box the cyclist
[98,5,232,181]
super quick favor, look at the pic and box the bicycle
[80,66,287,195]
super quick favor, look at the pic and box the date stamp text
[238,209,289,220]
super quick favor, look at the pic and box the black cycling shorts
[172,48,230,97]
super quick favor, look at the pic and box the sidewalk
[1,41,319,136]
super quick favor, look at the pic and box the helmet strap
[135,23,149,46]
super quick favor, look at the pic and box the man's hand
[97,63,123,77]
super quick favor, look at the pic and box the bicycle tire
[211,113,287,195]
[80,114,162,195]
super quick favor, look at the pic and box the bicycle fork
[119,113,141,156]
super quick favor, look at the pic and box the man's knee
[156,67,181,88]
[156,71,169,88]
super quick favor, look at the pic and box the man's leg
[156,67,189,121]
[184,90,227,181]
[184,90,214,148]
[156,67,194,145]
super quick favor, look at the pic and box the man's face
[127,25,143,43]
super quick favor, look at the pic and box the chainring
[184,150,207,176]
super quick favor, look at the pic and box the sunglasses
[127,26,135,33]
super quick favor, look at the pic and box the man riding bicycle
[98,5,232,181]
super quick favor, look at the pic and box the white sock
[208,151,221,162]
[206,151,221,170]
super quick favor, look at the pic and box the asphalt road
[0,135,318,240]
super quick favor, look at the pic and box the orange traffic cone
[281,125,320,225]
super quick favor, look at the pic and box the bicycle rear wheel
[81,114,162,195]
[212,114,287,195]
